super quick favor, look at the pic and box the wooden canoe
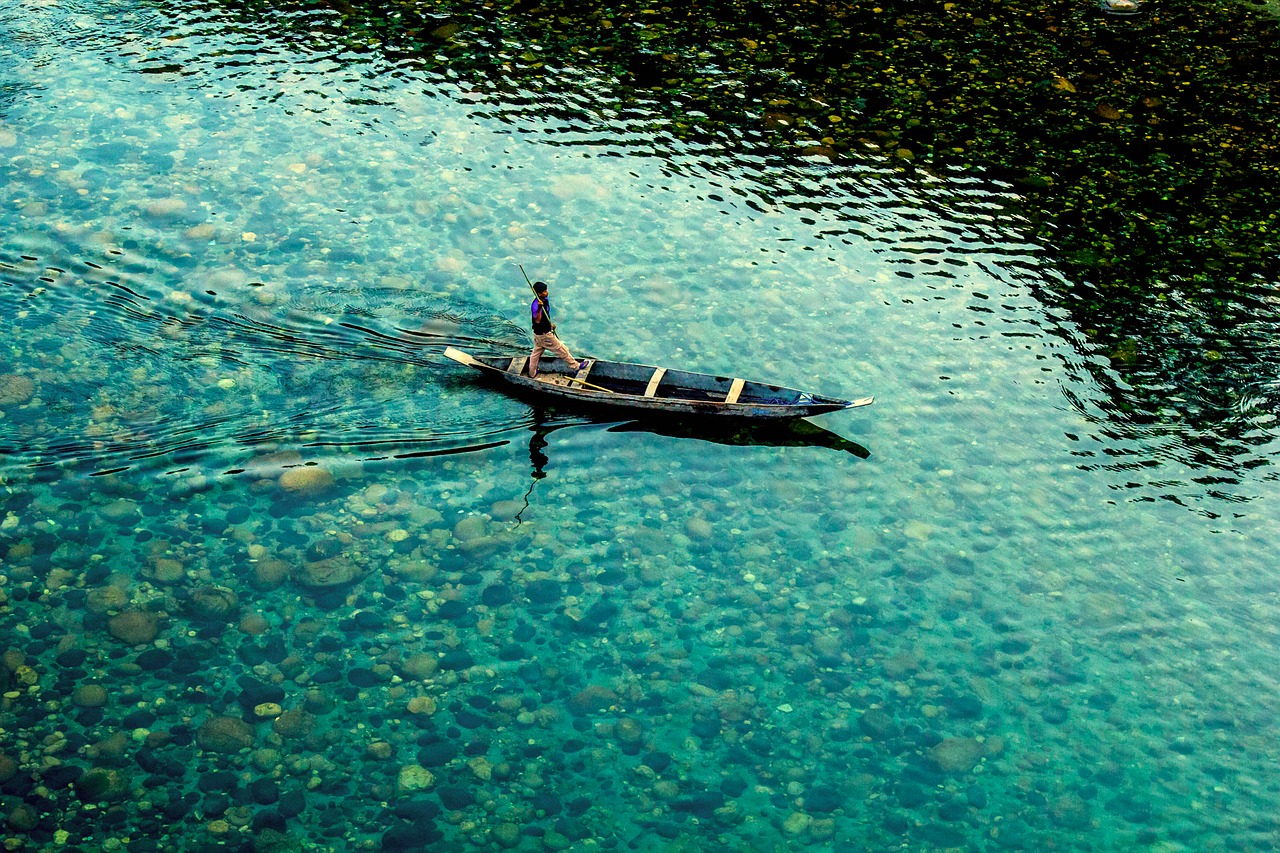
[444,347,873,420]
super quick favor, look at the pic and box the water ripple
[0,233,532,482]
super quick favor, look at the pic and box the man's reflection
[529,424,549,480]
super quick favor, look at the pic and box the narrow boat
[444,347,873,420]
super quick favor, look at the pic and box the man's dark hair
[533,281,548,294]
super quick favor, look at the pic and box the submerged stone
[525,579,562,605]
[1105,793,1151,824]
[1050,793,1093,829]
[672,791,724,818]
[858,709,897,739]
[781,812,811,836]
[107,610,159,644]
[75,768,129,803]
[237,677,285,711]
[72,684,108,708]
[279,465,335,496]
[416,741,458,768]
[452,516,486,542]
[896,782,928,808]
[492,822,521,849]
[481,584,513,607]
[691,710,722,739]
[0,374,35,405]
[568,685,617,715]
[806,786,843,814]
[279,789,307,818]
[197,716,254,753]
[944,694,984,719]
[1042,704,1069,725]
[437,785,474,810]
[400,653,439,680]
[928,738,987,773]
[252,558,290,590]
[6,802,38,831]
[348,667,383,687]
[438,650,474,671]
[696,668,732,691]
[190,585,239,621]
[498,644,526,661]
[596,568,627,586]
[272,709,315,740]
[143,197,188,218]
[296,556,360,588]
[397,765,435,793]
[436,599,469,621]
[966,784,988,809]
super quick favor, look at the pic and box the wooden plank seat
[643,367,666,398]
[725,377,746,404]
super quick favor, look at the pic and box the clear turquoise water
[2,1,1280,851]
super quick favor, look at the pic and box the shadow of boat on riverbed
[602,417,870,459]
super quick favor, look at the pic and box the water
[2,1,1280,850]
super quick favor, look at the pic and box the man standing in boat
[528,280,587,378]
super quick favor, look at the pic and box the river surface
[2,1,1279,851]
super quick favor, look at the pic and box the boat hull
[444,347,872,420]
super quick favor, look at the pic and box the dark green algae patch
[221,0,1280,467]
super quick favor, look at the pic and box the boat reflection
[602,417,870,458]
[524,408,869,479]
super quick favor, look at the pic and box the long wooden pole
[561,376,615,394]
[518,264,537,297]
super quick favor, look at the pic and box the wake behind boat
[444,347,873,420]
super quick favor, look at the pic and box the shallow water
[2,1,1280,851]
